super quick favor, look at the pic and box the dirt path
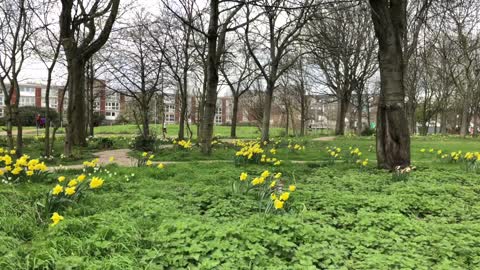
[312,136,336,141]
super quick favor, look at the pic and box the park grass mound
[1,161,479,269]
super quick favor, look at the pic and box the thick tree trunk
[65,59,87,156]
[285,106,289,136]
[5,103,14,150]
[14,106,22,156]
[375,46,410,169]
[356,94,363,136]
[300,100,306,136]
[460,100,469,137]
[370,0,411,170]
[178,94,187,140]
[142,104,150,139]
[230,95,239,138]
[335,95,349,135]
[199,0,220,154]
[44,79,52,157]
[261,82,274,142]
[439,110,447,134]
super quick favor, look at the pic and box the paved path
[312,136,336,141]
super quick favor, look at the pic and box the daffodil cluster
[236,170,297,213]
[137,152,156,167]
[347,147,363,163]
[173,139,192,150]
[326,146,342,163]
[235,141,264,164]
[0,150,48,183]
[82,158,99,173]
[46,171,104,226]
[287,141,305,152]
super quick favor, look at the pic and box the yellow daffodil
[109,156,115,162]
[261,170,270,178]
[239,172,248,181]
[274,173,282,179]
[68,179,78,187]
[58,176,65,182]
[77,174,86,182]
[270,181,276,188]
[157,163,165,169]
[279,192,290,201]
[65,187,76,196]
[26,170,34,176]
[52,184,63,195]
[271,193,277,200]
[142,152,148,157]
[274,199,284,209]
[50,212,64,226]
[289,185,296,192]
[146,160,153,166]
[149,155,155,159]
[89,177,104,189]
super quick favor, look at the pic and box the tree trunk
[65,59,87,156]
[261,82,274,142]
[178,94,187,140]
[335,95,349,135]
[87,61,94,137]
[370,0,411,170]
[440,110,447,134]
[142,103,150,139]
[300,99,306,136]
[460,100,469,137]
[44,78,52,157]
[356,93,363,136]
[14,106,22,156]
[285,106,289,136]
[199,0,220,154]
[5,103,14,150]
[230,95,239,138]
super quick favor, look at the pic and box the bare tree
[59,0,120,156]
[30,0,62,156]
[220,34,258,138]
[0,0,35,154]
[105,10,164,140]
[245,0,314,142]
[309,2,377,136]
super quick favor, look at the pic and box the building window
[93,102,100,110]
[0,96,4,105]
[165,114,175,123]
[214,103,222,124]
[165,104,175,113]
[106,102,119,111]
[106,111,116,117]
[21,87,35,94]
[19,96,35,106]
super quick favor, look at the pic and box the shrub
[0,106,60,127]
[131,135,156,152]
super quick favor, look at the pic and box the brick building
[0,80,125,122]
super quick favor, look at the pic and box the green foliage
[1,161,480,268]
[131,135,156,152]
[0,106,60,127]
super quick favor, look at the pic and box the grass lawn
[1,135,480,268]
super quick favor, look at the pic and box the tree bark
[460,99,470,137]
[65,59,87,156]
[335,95,349,135]
[440,110,447,134]
[261,82,274,141]
[231,95,239,138]
[370,0,411,170]
[356,93,363,136]
[199,0,220,154]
